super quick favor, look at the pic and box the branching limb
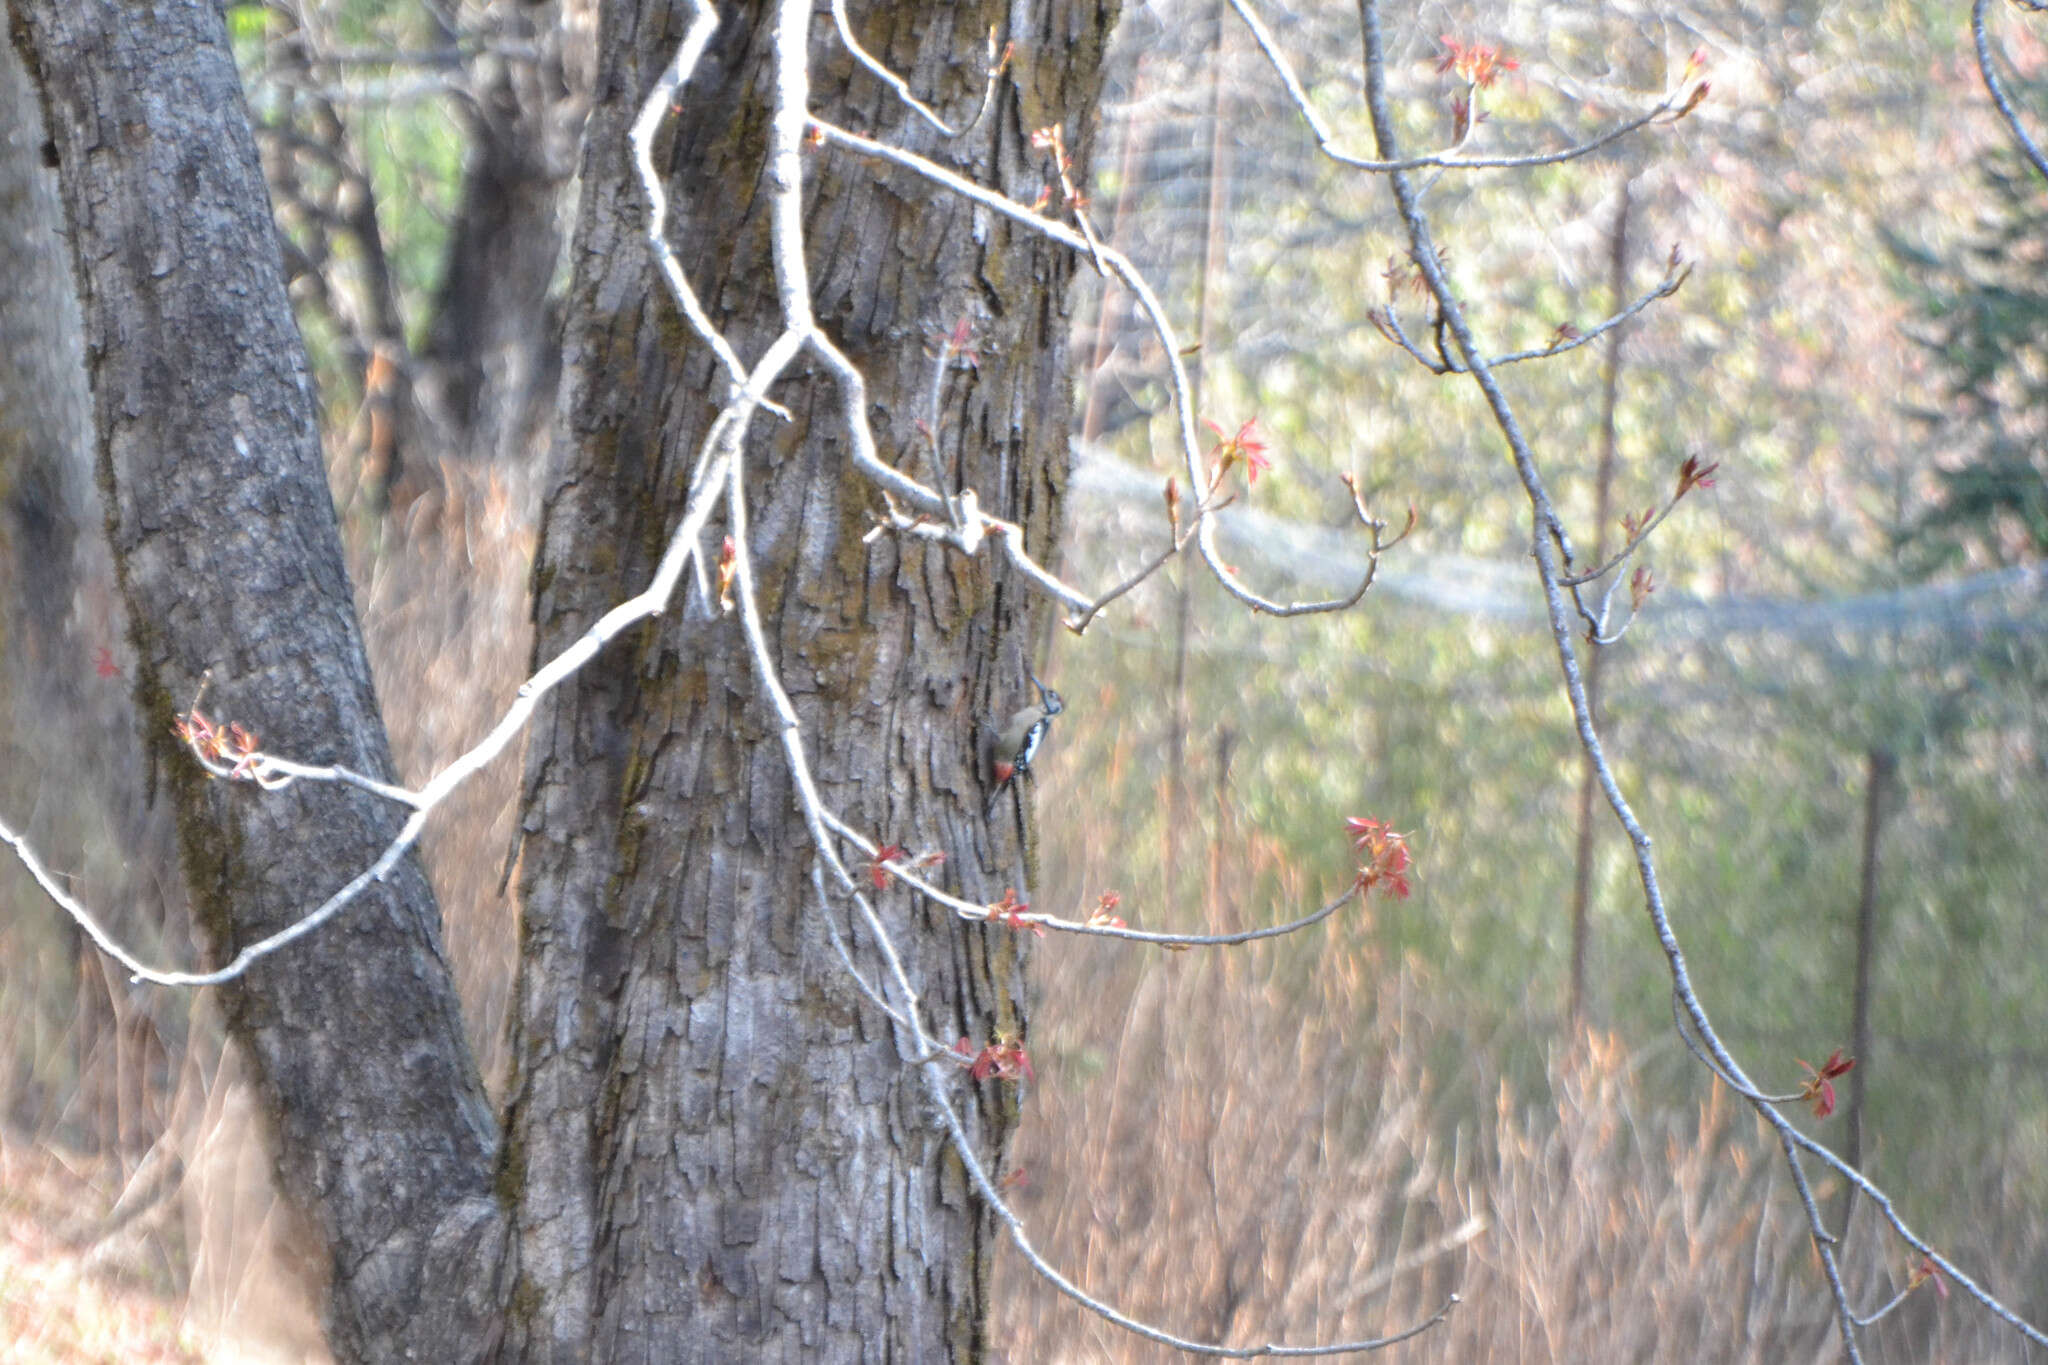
[1354,0,2045,1354]
[1061,495,1212,633]
[631,0,760,404]
[1366,297,1446,373]
[808,826,1459,1357]
[2,326,790,986]
[1557,496,1679,588]
[1356,0,1877,1331]
[1484,260,1690,368]
[1371,241,1687,381]
[1785,1122,2048,1344]
[920,1040,1462,1358]
[824,807,1365,945]
[1229,0,1703,175]
[714,7,1452,1351]
[1973,0,2048,184]
[810,863,915,1030]
[828,0,1007,140]
[810,120,1391,619]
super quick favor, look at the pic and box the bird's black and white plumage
[986,671,1062,816]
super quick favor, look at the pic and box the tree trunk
[1566,178,1630,1028]
[14,0,1115,1356]
[1835,745,1894,1235]
[415,0,591,473]
[2,27,200,1174]
[500,0,1116,1358]
[6,5,507,1358]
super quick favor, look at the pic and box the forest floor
[0,1136,200,1363]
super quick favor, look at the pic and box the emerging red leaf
[1795,1049,1856,1119]
[1675,453,1721,497]
[1629,564,1656,611]
[1345,817,1415,900]
[963,1034,1034,1084]
[868,843,907,891]
[1204,416,1272,488]
[1087,890,1127,929]
[1437,36,1519,89]
[1908,1254,1949,1301]
[989,887,1043,937]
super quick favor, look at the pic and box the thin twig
[1229,0,1698,174]
[828,0,1005,139]
[724,6,1450,1351]
[1355,0,2046,1353]
[811,120,1390,619]
[1484,264,1689,368]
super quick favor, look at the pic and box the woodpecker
[986,670,1063,816]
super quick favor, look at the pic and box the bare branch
[631,0,759,404]
[1354,0,2047,1352]
[828,0,1005,139]
[1062,510,1204,633]
[2,332,791,987]
[1229,0,1698,174]
[723,8,1452,1350]
[923,1050,1464,1358]
[826,807,1365,945]
[811,120,1393,619]
[1356,0,1882,1333]
[1484,261,1690,368]
[1973,0,2048,184]
[1556,494,1680,588]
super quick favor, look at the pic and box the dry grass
[5,444,2041,1362]
[990,762,2044,1363]
[0,1135,201,1364]
[0,455,535,1362]
[350,458,538,1095]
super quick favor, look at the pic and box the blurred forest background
[1,0,2044,1359]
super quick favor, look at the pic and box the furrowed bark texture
[503,0,1116,1358]
[6,4,506,1359]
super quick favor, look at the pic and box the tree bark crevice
[8,4,507,1360]
[504,1,1112,1358]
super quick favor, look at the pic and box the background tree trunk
[414,0,581,472]
[1566,179,1631,1029]
[6,5,506,1359]
[1835,744,1895,1235]
[501,0,1116,1358]
[0,29,170,1160]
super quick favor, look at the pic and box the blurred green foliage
[229,0,468,397]
[213,0,2048,1323]
[1044,0,2048,1295]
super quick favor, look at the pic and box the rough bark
[12,0,1118,1355]
[5,4,505,1359]
[501,0,1116,1359]
[0,38,91,665]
